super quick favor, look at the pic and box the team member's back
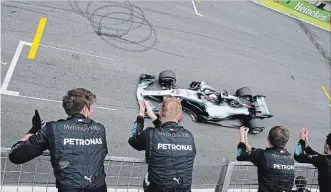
[128,98,196,192]
[144,121,195,188]
[45,114,107,189]
[236,126,295,192]
[8,88,108,192]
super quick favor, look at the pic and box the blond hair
[161,97,182,119]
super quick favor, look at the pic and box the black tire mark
[9,1,269,43]
[68,1,157,52]
[90,4,144,39]
[295,19,331,67]
[68,1,197,58]
[4,2,275,56]
[5,2,200,59]
[5,1,282,59]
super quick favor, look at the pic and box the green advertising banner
[279,0,331,23]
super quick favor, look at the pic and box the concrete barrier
[1,148,320,192]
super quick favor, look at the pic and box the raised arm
[128,115,147,151]
[236,127,262,165]
[9,110,49,164]
[294,128,324,167]
[294,139,324,167]
[128,100,161,151]
[303,145,322,156]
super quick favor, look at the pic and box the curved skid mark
[85,1,93,19]
[69,1,156,52]
[69,1,194,57]
[73,1,88,18]
[99,12,133,37]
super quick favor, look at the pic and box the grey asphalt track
[1,0,330,189]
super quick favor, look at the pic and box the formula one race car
[136,70,273,135]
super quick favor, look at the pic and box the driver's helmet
[204,88,216,95]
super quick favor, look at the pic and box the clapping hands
[300,128,309,143]
[240,126,252,152]
[139,100,158,121]
[240,126,249,143]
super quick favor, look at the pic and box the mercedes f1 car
[136,70,273,135]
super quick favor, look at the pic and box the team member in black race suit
[236,126,295,192]
[128,98,196,192]
[294,128,331,192]
[9,88,108,192]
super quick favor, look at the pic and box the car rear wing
[253,95,273,119]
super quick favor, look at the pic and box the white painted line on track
[1,40,115,93]
[1,40,117,111]
[1,41,25,90]
[0,89,20,96]
[39,44,116,60]
[0,91,117,111]
[21,40,115,61]
[21,41,32,46]
[191,0,203,17]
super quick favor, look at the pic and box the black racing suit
[128,115,196,192]
[236,142,295,192]
[8,114,108,192]
[294,139,331,192]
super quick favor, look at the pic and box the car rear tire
[236,87,253,102]
[246,118,264,135]
[236,87,252,97]
[159,70,176,87]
